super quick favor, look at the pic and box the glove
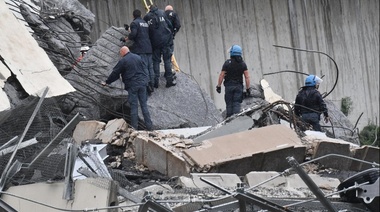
[216,86,221,93]
[324,116,330,123]
[124,24,129,31]
[119,37,125,42]
[246,88,251,97]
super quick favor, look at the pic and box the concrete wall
[79,0,379,130]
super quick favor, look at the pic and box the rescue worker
[164,5,181,54]
[101,46,153,131]
[294,74,329,131]
[144,5,176,88]
[122,9,155,94]
[216,45,250,118]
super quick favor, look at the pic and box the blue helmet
[230,45,242,57]
[305,75,323,87]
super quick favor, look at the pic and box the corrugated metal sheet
[70,0,380,129]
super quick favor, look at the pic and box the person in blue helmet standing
[216,45,251,118]
[294,75,329,131]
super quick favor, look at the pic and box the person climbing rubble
[294,74,329,131]
[216,45,251,118]
[121,9,155,95]
[101,46,153,131]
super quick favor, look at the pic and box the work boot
[154,80,159,88]
[165,80,176,88]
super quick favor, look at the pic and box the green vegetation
[359,124,380,147]
[341,97,353,116]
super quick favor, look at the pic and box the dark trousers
[224,83,243,118]
[127,86,153,130]
[152,45,173,84]
[301,112,321,131]
[138,53,154,86]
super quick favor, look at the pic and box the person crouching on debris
[216,45,251,118]
[101,46,153,131]
[294,75,329,131]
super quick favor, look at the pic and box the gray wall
[79,0,379,130]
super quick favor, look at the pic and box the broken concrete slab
[72,120,106,144]
[183,125,305,175]
[0,0,76,100]
[193,115,254,143]
[96,118,129,144]
[261,79,283,104]
[244,171,341,198]
[1,178,118,211]
[303,135,356,170]
[350,145,380,171]
[133,135,190,177]
[178,173,241,189]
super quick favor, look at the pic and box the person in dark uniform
[294,75,329,131]
[121,9,155,94]
[164,5,181,54]
[102,46,153,131]
[144,5,176,88]
[216,45,251,118]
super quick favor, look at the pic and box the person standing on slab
[216,45,251,118]
[102,46,153,131]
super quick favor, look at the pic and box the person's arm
[217,70,225,87]
[173,12,181,35]
[128,22,138,41]
[216,70,225,93]
[243,70,250,90]
[103,61,123,86]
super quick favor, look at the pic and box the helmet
[305,75,323,86]
[230,45,242,57]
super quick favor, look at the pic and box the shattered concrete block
[96,118,128,144]
[244,171,341,198]
[261,79,283,103]
[73,120,106,144]
[1,178,118,211]
[184,125,304,175]
[184,173,242,189]
[193,115,254,143]
[244,172,340,192]
[313,140,351,170]
[133,135,190,177]
[350,145,380,171]
[260,146,306,171]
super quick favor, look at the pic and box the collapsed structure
[0,0,379,211]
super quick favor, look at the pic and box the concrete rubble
[0,0,379,211]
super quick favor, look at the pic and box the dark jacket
[105,52,149,89]
[294,86,328,116]
[164,9,181,37]
[222,57,248,85]
[143,7,173,49]
[128,17,152,54]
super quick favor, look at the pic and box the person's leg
[231,84,243,115]
[152,48,162,88]
[127,87,139,130]
[137,86,153,130]
[147,54,155,88]
[302,113,322,131]
[224,86,234,118]
[139,54,153,95]
[162,45,175,87]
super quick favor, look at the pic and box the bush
[359,124,380,147]
[341,97,353,116]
